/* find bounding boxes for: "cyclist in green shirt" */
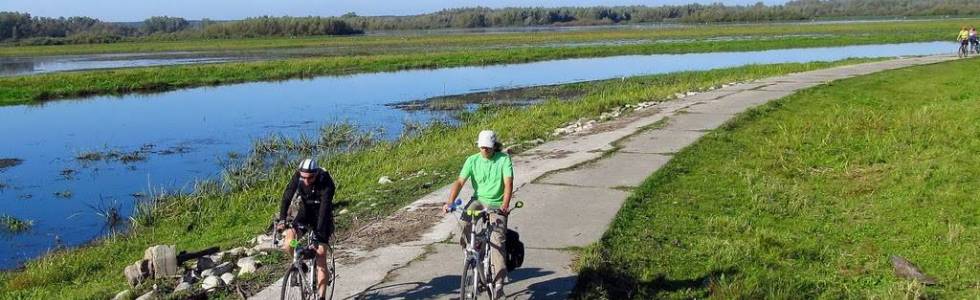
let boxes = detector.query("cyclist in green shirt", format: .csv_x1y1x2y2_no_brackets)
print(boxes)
443,129,514,299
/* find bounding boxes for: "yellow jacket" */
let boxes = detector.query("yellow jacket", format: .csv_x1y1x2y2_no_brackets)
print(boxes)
959,30,970,41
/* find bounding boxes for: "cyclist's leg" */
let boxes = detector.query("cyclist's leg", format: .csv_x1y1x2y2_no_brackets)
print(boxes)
282,228,297,252
489,211,508,298
315,243,330,297
460,198,482,248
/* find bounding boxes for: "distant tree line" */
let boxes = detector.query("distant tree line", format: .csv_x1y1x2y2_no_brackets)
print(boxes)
343,0,980,30
0,13,363,45
3,0,980,45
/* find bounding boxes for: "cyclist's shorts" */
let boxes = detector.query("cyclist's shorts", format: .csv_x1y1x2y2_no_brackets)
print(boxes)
962,40,970,45
291,204,334,241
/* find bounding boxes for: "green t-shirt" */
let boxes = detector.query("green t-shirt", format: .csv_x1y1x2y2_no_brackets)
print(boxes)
458,152,514,207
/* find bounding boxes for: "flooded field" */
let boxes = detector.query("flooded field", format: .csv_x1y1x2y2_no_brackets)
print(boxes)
0,41,956,269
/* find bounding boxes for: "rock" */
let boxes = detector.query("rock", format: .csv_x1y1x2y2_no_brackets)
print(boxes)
174,281,192,293
674,92,685,98
245,247,258,256
112,290,131,300
338,208,349,215
135,291,157,300
891,255,937,285
239,263,257,275
253,233,274,246
124,259,150,287
202,262,234,277
685,91,697,96
237,256,260,275
253,234,278,252
195,256,215,272
201,275,224,290
226,247,246,257
143,245,178,279
378,176,393,184
221,273,236,285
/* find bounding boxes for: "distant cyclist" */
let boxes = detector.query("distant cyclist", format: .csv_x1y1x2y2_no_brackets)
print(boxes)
277,158,336,300
958,26,970,57
970,26,978,54
443,130,514,299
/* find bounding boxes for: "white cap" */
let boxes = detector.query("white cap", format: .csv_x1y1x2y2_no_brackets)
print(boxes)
477,130,497,148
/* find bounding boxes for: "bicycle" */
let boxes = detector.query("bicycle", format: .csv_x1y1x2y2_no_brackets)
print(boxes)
274,223,336,300
959,40,970,58
450,199,523,300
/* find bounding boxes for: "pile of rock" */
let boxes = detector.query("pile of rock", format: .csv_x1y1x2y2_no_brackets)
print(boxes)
550,82,744,137
552,118,599,136
115,234,280,300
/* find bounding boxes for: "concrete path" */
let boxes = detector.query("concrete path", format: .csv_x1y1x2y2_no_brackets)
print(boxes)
251,55,955,300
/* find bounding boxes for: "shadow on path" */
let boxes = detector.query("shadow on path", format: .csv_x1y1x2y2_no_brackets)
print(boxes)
354,267,569,299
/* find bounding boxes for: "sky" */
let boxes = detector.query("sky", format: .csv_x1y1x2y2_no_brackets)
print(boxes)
2,0,788,22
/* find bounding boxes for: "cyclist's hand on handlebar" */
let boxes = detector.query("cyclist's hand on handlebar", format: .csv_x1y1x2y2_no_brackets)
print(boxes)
498,207,510,216
275,220,286,231
442,203,451,214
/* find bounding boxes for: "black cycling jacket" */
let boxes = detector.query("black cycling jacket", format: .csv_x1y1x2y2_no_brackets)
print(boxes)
279,169,335,239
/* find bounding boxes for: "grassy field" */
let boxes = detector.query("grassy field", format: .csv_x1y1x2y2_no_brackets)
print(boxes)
0,32,953,107
0,18,971,57
0,59,877,299
572,58,980,299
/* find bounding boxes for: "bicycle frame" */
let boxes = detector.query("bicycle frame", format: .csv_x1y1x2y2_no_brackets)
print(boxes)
276,224,336,300
462,210,496,299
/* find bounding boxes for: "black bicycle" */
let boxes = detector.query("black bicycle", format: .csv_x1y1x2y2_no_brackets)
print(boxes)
275,223,336,300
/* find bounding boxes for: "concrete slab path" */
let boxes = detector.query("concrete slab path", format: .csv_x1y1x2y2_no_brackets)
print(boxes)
251,55,955,300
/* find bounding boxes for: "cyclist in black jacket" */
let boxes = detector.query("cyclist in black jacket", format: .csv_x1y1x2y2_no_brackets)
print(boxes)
277,158,335,298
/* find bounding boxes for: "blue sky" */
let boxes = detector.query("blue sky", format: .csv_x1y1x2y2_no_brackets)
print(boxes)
2,0,787,22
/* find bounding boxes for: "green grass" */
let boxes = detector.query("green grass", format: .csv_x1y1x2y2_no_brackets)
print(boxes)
0,18,974,106
572,58,980,299
0,18,970,57
0,59,877,299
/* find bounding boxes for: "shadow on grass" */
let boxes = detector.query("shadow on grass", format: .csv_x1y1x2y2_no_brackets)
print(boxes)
571,265,738,299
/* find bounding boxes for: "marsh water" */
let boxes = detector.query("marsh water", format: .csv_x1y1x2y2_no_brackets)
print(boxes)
0,41,956,269
0,52,247,77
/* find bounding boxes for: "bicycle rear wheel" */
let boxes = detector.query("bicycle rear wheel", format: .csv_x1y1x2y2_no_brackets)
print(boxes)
281,265,310,300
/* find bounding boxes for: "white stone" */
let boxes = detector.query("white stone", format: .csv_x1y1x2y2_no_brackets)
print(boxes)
253,234,278,252
221,273,236,285
174,281,192,293
378,176,393,184
112,290,131,300
201,275,223,290
226,247,246,257
135,291,156,300
338,208,349,215
237,256,259,268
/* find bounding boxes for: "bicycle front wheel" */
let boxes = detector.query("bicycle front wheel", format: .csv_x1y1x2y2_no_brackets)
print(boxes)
281,265,310,300
460,259,480,300
326,253,337,300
